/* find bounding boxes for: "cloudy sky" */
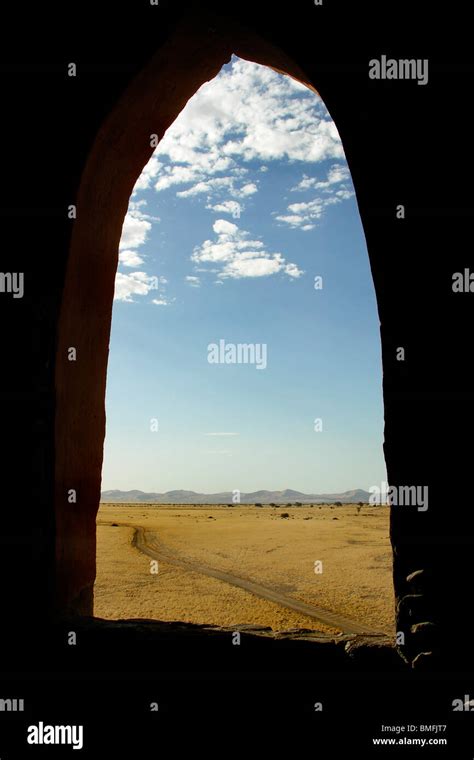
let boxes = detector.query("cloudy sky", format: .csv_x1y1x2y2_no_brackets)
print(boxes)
101,56,387,494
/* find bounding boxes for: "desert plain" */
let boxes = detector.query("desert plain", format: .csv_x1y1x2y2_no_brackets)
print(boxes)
95,503,394,636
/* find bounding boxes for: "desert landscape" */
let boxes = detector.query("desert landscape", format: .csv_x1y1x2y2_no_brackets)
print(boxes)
95,503,394,636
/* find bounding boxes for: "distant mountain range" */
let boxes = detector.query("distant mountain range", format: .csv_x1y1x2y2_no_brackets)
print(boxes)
100,488,371,504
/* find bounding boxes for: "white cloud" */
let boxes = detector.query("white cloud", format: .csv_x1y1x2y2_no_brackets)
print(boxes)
151,297,174,306
276,214,306,227
119,58,352,298
155,164,217,192
223,256,284,278
114,272,158,302
236,182,258,197
132,57,344,204
275,200,325,229
327,164,351,184
119,213,151,251
119,249,145,267
116,200,166,305
213,219,239,236
206,200,242,218
276,163,355,230
204,432,239,436
287,200,326,216
285,262,305,277
118,200,160,255
191,219,303,280
176,176,234,198
335,188,355,200
291,163,351,192
175,175,256,201
133,158,164,192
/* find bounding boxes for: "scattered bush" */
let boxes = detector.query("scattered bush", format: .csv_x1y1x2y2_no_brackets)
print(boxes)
280,512,290,519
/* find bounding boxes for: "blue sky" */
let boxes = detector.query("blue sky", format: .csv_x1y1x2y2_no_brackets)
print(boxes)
101,56,387,494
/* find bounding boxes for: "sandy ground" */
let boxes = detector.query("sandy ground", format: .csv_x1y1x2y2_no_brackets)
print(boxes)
95,504,394,635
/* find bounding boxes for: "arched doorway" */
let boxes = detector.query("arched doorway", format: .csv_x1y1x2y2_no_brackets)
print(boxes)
54,11,390,629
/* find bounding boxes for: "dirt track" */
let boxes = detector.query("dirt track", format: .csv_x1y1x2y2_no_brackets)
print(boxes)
130,524,387,636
